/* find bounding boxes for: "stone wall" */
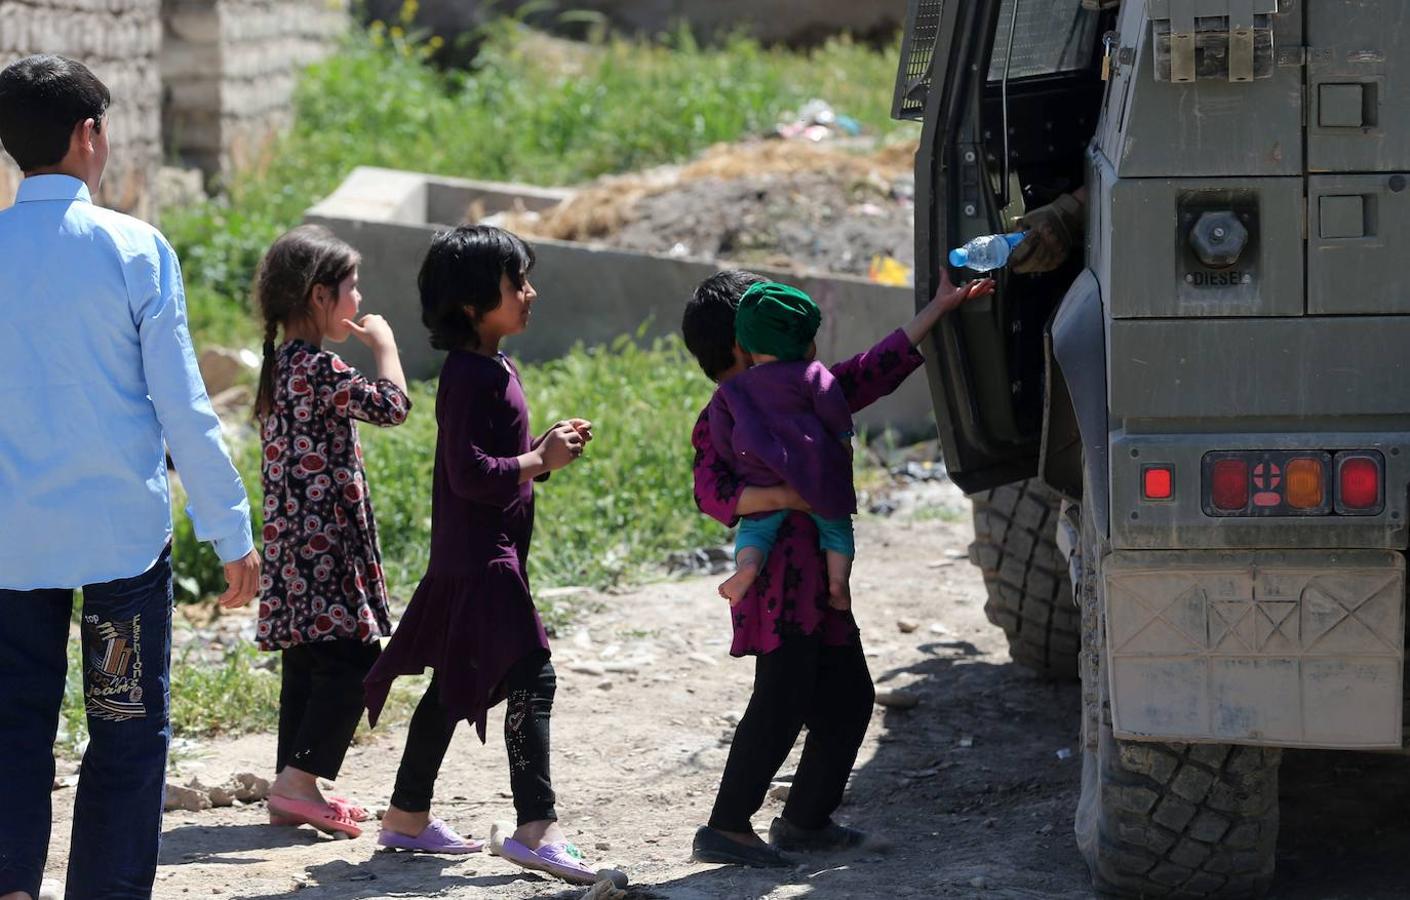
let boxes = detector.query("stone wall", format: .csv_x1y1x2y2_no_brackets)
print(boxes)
162,0,347,180
0,0,163,218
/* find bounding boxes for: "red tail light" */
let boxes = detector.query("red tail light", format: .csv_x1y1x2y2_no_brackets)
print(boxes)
1336,453,1384,514
1143,465,1174,500
1211,459,1249,511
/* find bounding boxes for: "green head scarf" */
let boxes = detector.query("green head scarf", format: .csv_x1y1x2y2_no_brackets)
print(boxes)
735,281,821,362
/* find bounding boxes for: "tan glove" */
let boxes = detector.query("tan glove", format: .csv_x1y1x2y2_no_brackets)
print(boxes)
1009,191,1086,275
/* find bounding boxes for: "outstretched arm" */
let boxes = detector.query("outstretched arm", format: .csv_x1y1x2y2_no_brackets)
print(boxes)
904,268,995,346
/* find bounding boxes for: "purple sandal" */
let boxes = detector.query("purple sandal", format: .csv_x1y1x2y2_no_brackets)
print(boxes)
495,836,601,885
377,818,485,854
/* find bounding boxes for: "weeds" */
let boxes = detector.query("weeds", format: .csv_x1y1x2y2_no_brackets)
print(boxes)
138,21,909,743
169,333,725,608
166,24,911,348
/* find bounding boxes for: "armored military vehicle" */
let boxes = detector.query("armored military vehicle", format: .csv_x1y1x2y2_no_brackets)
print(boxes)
895,0,1408,895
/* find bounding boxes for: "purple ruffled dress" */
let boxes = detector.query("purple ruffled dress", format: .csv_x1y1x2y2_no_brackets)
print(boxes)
364,350,550,740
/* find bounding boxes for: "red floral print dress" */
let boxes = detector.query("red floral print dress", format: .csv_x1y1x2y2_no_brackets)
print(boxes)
257,340,411,650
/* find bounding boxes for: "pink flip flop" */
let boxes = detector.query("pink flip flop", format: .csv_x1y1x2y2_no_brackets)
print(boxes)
270,795,369,826
377,818,485,854
495,837,600,885
266,795,362,838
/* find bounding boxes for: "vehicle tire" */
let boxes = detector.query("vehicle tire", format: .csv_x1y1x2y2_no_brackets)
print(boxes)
968,477,1080,679
1073,499,1280,898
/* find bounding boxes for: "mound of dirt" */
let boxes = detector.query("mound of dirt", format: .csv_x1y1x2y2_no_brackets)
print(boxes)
498,140,918,279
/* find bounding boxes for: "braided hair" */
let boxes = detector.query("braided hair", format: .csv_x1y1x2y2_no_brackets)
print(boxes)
252,225,360,419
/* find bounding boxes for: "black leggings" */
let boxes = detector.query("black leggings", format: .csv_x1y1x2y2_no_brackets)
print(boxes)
391,650,557,825
277,639,382,781
709,637,875,833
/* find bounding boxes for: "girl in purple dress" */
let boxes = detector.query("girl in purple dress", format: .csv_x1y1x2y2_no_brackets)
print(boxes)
364,226,606,884
253,225,411,839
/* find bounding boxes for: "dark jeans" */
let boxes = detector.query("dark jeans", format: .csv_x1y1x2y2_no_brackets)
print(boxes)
391,650,557,825
277,640,381,781
0,548,174,900
709,636,875,833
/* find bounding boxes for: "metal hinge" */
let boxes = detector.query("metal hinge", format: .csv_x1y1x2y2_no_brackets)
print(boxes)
1148,0,1279,83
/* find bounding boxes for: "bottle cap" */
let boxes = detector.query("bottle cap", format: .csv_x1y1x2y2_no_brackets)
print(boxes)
948,248,968,267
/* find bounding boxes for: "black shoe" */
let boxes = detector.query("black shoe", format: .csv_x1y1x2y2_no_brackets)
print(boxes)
692,826,795,867
767,817,871,853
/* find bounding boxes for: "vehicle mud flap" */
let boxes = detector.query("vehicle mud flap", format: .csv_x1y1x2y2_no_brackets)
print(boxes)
970,478,1080,680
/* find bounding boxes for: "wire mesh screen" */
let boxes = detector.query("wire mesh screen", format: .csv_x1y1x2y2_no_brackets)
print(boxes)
987,0,1100,82
892,0,947,121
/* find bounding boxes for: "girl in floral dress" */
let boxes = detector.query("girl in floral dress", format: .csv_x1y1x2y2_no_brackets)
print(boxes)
253,225,411,839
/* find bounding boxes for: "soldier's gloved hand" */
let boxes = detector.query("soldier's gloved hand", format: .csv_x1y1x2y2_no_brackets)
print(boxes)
1009,191,1086,275
1081,0,1121,9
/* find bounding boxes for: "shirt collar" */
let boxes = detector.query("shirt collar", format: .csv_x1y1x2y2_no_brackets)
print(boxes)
15,174,92,205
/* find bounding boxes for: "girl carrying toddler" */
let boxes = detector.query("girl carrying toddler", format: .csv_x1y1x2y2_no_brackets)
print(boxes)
684,268,993,866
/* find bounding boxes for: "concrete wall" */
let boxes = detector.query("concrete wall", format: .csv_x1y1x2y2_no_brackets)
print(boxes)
161,0,347,179
307,167,933,436
0,0,347,216
0,0,164,218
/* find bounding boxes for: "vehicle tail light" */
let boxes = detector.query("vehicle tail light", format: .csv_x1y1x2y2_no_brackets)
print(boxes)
1143,465,1174,500
1336,453,1384,514
1211,459,1249,511
1284,457,1326,509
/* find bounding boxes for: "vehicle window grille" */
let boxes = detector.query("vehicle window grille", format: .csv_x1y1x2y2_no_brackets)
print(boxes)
892,0,946,121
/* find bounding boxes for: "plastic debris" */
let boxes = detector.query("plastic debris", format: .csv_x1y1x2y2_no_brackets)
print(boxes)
775,98,864,143
868,254,913,286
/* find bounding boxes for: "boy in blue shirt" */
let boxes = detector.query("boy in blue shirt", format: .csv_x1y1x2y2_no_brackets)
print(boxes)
0,55,260,899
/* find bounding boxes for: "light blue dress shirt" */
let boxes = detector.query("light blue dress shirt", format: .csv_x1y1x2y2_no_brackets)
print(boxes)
0,175,254,590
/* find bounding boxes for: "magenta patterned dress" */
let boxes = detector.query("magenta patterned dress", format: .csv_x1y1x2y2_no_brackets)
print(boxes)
256,340,411,650
692,329,924,656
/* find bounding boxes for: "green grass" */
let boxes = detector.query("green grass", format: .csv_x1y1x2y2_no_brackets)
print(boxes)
64,334,720,747
164,17,908,606
138,20,909,742
170,333,726,610
60,640,281,750
59,636,430,751
166,23,912,348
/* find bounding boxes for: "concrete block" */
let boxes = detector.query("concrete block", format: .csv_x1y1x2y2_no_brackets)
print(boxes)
306,167,933,435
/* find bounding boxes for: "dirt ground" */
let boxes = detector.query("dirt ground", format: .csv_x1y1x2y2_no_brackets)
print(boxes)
38,480,1410,899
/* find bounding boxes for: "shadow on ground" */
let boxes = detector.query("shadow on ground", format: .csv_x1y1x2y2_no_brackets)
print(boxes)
649,642,1091,898
1271,749,1410,899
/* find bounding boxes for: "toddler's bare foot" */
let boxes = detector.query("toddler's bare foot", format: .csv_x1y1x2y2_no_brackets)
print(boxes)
719,562,760,606
828,578,852,611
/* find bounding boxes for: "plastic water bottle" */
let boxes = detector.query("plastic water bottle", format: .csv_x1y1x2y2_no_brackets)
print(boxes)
948,232,1026,271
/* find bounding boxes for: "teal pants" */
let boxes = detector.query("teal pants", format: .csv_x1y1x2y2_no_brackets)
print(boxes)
736,510,855,562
